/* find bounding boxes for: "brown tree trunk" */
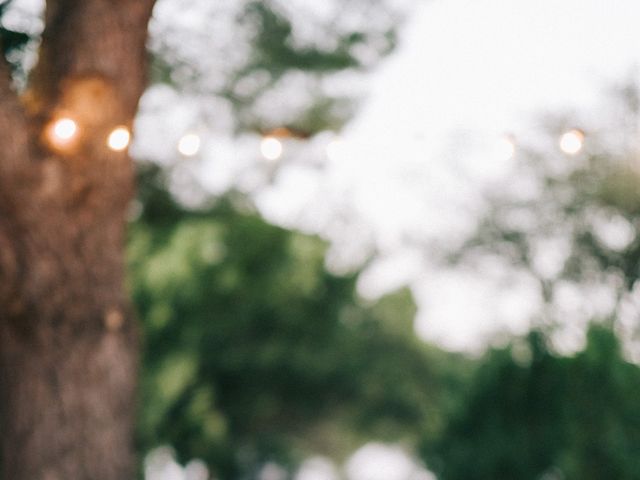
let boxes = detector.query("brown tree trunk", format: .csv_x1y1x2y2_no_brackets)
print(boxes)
0,1,156,478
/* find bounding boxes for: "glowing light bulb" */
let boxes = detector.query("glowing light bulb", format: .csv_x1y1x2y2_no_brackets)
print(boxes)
260,136,283,161
44,116,79,152
559,129,584,155
178,133,201,156
107,126,131,151
53,118,78,141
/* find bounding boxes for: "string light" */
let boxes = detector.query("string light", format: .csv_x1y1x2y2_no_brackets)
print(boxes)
178,133,201,156
559,129,584,155
107,126,131,152
53,118,77,141
45,117,79,151
260,136,283,161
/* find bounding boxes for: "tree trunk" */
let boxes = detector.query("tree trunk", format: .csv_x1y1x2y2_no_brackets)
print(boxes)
0,1,156,478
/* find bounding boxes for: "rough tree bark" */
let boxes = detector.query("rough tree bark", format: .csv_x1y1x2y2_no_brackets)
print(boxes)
0,1,156,478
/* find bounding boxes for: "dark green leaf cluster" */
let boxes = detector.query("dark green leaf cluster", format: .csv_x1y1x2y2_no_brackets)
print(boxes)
422,326,640,480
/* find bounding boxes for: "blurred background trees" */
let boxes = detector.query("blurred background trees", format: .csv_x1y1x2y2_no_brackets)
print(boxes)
419,84,640,480
131,85,640,480
128,1,640,476
5,1,640,479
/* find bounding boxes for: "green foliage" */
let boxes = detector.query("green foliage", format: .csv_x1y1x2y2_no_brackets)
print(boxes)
597,166,640,217
241,2,360,75
226,0,398,134
423,326,640,480
130,167,466,478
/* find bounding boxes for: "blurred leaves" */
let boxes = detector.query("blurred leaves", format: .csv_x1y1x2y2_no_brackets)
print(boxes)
130,166,469,478
241,1,360,74
147,0,404,135
422,326,640,480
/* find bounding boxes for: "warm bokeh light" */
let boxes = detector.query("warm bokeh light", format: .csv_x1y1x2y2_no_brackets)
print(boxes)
178,133,201,156
260,136,283,161
107,126,131,152
559,129,584,155
52,117,78,141
45,117,79,152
